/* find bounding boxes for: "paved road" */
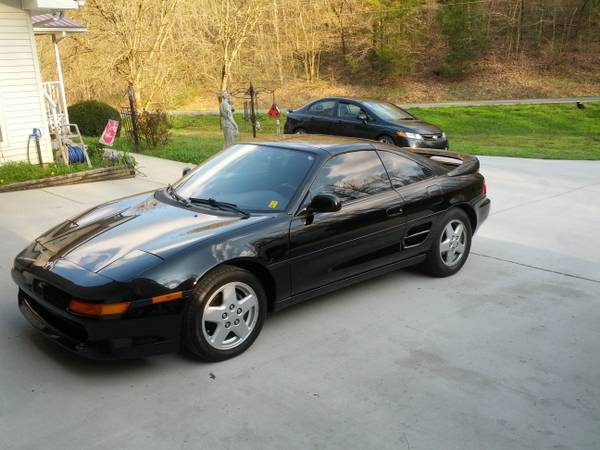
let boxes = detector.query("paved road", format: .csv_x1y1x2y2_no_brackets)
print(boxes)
400,96,600,108
0,153,599,450
170,96,600,115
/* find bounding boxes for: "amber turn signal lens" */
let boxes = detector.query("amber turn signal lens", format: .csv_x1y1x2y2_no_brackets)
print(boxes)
68,299,130,317
152,291,183,304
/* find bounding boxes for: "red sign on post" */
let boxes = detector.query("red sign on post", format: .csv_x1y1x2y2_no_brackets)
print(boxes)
268,104,280,119
99,119,120,146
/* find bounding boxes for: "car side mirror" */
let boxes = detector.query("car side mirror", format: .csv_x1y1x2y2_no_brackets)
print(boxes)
309,194,342,213
357,111,368,122
182,167,192,177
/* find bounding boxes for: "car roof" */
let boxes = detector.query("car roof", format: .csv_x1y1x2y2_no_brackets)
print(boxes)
305,96,392,105
242,135,380,156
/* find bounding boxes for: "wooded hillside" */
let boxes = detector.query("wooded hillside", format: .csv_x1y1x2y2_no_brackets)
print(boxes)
37,0,600,110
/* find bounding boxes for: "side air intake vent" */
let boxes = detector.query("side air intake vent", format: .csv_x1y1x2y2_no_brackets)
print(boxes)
403,222,432,249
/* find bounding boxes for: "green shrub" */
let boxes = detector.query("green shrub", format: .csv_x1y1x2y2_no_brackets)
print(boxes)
68,100,121,136
138,110,171,149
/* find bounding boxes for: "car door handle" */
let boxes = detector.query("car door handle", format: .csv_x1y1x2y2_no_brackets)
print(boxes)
386,205,403,217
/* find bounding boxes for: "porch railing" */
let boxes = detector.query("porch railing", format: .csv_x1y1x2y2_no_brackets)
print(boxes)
42,81,66,133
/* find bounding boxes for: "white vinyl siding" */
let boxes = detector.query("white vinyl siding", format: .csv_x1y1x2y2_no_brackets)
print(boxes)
0,0,52,164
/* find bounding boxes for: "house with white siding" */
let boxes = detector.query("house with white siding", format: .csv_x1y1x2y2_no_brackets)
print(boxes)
0,0,84,165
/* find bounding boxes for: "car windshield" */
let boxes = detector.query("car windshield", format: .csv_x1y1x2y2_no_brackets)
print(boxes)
363,101,415,121
174,144,316,212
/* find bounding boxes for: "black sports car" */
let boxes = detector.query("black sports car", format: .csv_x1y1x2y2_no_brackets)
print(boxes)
284,97,449,149
13,136,489,361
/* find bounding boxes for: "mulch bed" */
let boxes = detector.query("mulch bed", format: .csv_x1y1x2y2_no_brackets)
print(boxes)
0,166,135,193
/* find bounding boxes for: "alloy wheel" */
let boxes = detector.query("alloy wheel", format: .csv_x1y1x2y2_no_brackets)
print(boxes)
378,136,394,144
202,282,259,350
439,219,467,267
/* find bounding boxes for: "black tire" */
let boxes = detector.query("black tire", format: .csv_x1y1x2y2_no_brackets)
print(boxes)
182,265,267,362
422,208,472,277
377,134,395,145
295,127,308,134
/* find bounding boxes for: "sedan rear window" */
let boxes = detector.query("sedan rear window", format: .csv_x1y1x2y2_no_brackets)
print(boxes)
307,100,336,117
175,145,316,212
378,151,432,188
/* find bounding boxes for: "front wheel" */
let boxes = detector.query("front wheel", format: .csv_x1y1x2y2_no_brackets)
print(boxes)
295,127,308,134
183,265,267,361
422,208,472,277
377,135,395,145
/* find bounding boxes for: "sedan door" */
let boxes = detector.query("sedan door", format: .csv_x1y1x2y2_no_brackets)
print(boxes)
289,150,406,295
332,101,373,139
303,100,338,134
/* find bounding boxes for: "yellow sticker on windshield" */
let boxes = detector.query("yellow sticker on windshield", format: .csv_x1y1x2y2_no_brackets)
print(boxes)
268,200,279,209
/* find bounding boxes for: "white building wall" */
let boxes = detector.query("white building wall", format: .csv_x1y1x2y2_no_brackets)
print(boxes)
0,0,53,164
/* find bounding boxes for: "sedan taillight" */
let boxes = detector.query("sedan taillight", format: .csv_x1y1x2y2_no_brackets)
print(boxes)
482,181,487,195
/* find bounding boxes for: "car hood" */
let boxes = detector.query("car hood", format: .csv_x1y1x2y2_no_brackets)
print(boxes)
387,120,443,134
35,191,268,275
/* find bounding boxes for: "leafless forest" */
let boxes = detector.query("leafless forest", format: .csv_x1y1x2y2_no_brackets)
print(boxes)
37,0,600,110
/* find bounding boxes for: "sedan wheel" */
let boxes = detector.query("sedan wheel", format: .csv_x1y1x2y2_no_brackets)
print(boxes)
202,281,259,351
422,208,472,277
183,265,267,361
378,135,395,145
295,128,307,134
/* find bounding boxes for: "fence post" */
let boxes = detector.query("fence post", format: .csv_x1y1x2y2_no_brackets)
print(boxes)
127,82,140,151
248,82,257,138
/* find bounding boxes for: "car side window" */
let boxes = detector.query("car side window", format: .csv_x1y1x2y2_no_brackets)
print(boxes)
378,150,432,188
337,102,363,120
309,151,392,204
307,100,336,117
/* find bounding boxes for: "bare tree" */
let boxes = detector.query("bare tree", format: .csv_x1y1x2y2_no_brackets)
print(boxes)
85,0,181,109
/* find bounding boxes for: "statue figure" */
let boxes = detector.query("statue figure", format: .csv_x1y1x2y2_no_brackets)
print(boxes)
220,91,239,148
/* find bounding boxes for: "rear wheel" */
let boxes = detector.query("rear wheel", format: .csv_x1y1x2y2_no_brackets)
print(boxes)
422,208,472,277
183,265,267,361
377,135,395,145
295,127,307,134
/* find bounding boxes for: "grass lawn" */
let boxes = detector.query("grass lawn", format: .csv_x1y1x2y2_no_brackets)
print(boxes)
102,103,600,165
411,103,600,160
0,154,117,186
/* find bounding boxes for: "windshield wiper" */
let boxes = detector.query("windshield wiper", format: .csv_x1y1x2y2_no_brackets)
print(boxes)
166,184,190,207
188,197,250,218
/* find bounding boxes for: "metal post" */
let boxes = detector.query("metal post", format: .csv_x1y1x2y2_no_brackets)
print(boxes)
127,82,140,151
249,82,257,138
52,33,69,126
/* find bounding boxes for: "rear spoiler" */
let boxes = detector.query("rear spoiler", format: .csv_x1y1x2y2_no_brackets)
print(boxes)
406,148,480,177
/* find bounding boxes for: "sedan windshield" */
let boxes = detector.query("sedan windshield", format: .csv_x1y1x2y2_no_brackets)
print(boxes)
363,101,415,121
174,144,316,212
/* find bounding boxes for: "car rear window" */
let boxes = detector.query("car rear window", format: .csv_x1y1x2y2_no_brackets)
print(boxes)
307,100,336,117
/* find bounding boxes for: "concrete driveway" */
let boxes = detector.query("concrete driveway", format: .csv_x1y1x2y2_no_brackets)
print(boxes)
0,154,599,450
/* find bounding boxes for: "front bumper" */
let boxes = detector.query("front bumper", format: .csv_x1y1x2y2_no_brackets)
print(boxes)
13,265,185,359
404,137,449,150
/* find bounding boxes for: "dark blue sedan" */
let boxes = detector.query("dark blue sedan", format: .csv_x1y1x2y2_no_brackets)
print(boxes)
284,97,448,149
